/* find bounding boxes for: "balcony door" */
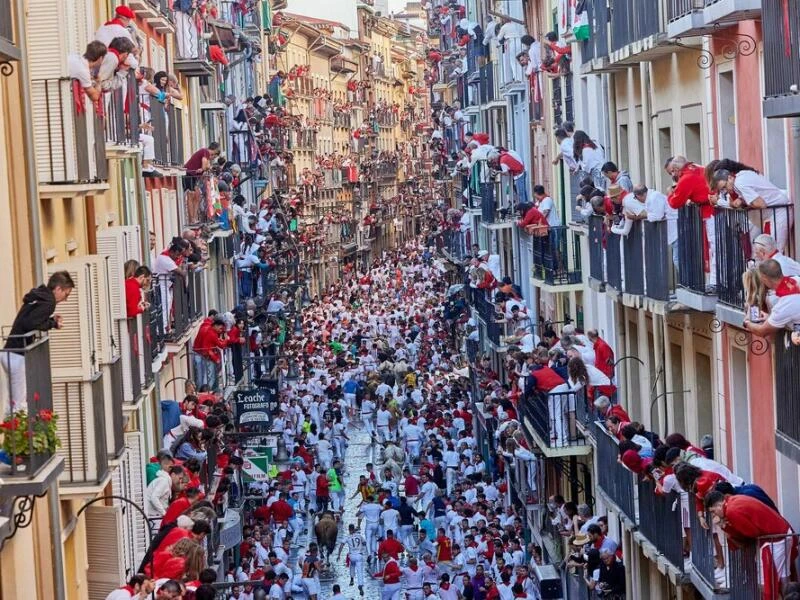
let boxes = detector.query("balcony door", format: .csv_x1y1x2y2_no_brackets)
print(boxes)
728,346,752,482
717,69,737,159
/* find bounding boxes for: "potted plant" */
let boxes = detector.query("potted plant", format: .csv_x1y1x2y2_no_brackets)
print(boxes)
0,409,61,475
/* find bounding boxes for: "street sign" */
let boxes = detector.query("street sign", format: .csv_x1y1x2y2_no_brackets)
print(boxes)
241,453,273,483
233,382,279,427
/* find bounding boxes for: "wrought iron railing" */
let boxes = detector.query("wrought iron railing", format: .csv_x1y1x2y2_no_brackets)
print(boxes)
677,204,711,295
763,0,800,100
611,0,664,52
531,226,582,285
593,421,636,521
105,71,140,147
0,333,54,477
714,204,793,311
668,0,704,21
519,389,588,450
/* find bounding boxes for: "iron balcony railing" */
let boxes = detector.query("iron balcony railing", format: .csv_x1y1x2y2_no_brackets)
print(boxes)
611,0,664,52
763,0,800,101
150,99,184,166
668,0,704,21
774,331,800,449
0,333,54,477
104,71,141,147
441,229,470,262
531,226,582,286
479,62,498,104
289,129,316,150
593,421,636,521
471,163,515,224
322,168,342,189
582,0,610,62
677,204,711,295
637,480,686,573
153,271,203,342
519,389,589,451
714,204,793,311
126,317,142,401
32,78,107,184
588,214,605,282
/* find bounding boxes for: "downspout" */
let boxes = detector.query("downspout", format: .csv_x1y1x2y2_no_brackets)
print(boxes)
15,0,43,283
792,119,800,256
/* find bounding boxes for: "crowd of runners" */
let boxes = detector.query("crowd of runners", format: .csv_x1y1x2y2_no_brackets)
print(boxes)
225,241,542,600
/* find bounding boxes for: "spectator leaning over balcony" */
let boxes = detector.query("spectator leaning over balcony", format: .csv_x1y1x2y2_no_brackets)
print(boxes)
601,161,633,192
744,259,800,337
573,131,607,190
705,490,797,600
516,202,548,236
667,156,716,290
125,265,151,318
94,5,139,70
153,241,186,331
487,148,528,204
2,271,74,413
145,465,187,528
593,396,630,423
712,165,792,253
193,317,227,390
97,36,137,90
753,233,800,277
609,184,646,236
67,41,107,102
553,127,578,171
635,183,679,273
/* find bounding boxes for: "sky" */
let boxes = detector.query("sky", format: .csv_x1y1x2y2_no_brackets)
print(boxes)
389,0,409,12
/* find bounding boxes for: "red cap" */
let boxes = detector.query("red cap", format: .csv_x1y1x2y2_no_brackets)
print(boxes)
115,5,136,19
473,132,490,145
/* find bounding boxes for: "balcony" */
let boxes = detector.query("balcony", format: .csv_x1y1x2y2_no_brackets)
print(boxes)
0,334,64,495
331,56,358,74
774,333,800,457
675,204,718,311
104,71,140,150
145,289,166,369
289,129,316,151
440,228,471,263
589,218,676,308
150,100,185,167
473,166,515,226
333,112,352,129
518,389,591,457
531,226,582,289
155,271,203,344
636,481,688,581
174,23,215,77
763,0,800,118
593,422,636,522
376,162,397,181
32,78,107,185
702,0,761,27
581,0,610,62
667,0,707,38
607,0,670,65
714,204,793,324
478,62,500,106
473,290,511,349
121,318,143,407
0,0,21,63
53,377,109,487
323,168,342,189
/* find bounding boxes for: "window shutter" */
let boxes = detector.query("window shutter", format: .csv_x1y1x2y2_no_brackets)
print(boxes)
110,450,135,577
85,505,125,600
53,379,107,484
125,432,148,565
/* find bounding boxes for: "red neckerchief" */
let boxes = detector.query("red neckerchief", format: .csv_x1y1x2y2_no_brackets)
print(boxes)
121,586,135,596
776,277,800,297
440,583,450,590
104,17,126,26
107,47,121,62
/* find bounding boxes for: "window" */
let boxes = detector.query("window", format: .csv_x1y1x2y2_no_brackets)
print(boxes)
729,346,752,481
658,126,672,192
718,70,737,158
684,123,701,165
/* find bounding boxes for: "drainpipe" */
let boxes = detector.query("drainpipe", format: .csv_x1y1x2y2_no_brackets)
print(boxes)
48,481,66,600
15,0,43,283
792,118,800,256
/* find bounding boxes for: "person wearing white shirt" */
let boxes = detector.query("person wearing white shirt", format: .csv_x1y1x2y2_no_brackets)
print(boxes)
610,188,648,236
717,168,792,252
358,500,383,556
375,405,393,442
753,234,800,277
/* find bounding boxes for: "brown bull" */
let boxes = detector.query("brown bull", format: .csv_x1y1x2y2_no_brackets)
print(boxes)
314,511,339,565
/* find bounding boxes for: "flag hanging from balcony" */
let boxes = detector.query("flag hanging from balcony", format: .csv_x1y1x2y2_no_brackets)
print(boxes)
572,0,589,41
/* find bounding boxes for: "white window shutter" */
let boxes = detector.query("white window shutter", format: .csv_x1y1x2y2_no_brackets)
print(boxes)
125,431,148,566
85,505,126,600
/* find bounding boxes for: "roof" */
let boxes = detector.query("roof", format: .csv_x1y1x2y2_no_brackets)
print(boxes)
281,12,351,33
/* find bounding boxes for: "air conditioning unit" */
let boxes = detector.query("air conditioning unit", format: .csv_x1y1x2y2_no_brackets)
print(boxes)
48,256,118,381
96,225,143,320
53,377,108,485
